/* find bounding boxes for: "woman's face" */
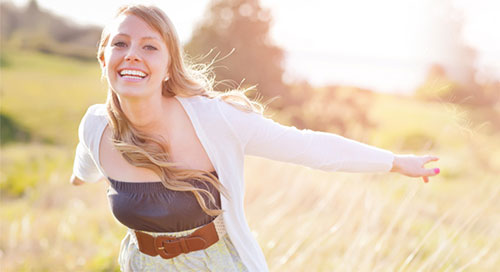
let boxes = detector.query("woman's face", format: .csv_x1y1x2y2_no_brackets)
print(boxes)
102,14,170,99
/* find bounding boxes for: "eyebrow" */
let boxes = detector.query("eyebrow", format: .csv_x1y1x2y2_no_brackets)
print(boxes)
115,33,162,41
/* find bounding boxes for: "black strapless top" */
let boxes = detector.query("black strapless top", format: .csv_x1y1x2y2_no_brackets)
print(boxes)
106,171,221,232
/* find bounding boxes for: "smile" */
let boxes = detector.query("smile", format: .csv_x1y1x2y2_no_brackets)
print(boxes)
118,69,148,81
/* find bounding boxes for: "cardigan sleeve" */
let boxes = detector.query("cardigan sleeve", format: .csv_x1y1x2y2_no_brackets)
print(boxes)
218,99,394,173
72,107,105,183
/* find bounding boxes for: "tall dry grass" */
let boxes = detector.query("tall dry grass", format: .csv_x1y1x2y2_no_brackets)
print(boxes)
1,152,498,271
244,156,499,271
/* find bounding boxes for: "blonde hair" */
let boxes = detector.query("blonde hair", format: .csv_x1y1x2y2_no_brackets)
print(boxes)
97,4,266,216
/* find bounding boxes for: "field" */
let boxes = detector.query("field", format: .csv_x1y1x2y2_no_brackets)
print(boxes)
1,50,499,271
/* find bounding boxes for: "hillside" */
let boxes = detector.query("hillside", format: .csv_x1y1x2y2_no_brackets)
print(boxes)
1,1,102,60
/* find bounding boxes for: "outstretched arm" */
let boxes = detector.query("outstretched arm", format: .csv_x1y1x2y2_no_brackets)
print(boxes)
390,154,440,183
219,100,393,173
218,99,441,181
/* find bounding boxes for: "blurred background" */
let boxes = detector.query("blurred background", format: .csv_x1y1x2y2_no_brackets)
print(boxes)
1,0,499,271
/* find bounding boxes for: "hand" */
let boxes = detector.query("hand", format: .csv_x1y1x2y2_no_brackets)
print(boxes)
69,174,85,186
390,154,440,183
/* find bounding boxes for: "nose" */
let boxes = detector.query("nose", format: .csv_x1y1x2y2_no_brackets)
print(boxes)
124,47,141,62
125,54,140,62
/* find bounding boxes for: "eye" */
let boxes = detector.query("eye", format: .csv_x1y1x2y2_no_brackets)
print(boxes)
144,45,158,51
113,41,127,47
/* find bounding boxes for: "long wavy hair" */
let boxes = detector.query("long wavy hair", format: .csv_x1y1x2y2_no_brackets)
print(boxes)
97,4,266,216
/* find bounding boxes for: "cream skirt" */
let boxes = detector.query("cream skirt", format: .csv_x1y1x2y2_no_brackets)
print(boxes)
117,218,248,272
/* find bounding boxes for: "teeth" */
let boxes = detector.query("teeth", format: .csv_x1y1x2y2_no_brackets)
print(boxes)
120,69,147,77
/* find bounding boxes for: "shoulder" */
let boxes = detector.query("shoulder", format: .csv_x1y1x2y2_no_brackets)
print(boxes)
175,94,227,114
175,94,241,105
175,94,219,105
86,104,107,116
78,104,108,145
80,104,107,129
175,94,260,124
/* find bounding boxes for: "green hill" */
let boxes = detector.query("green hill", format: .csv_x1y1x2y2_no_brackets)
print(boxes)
1,49,106,147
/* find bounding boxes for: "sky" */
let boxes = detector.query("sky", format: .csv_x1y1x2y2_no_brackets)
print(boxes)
4,0,500,94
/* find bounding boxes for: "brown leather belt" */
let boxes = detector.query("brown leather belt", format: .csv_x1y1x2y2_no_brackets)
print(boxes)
134,222,219,260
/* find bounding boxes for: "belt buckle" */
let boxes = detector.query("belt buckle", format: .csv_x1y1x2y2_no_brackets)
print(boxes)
154,235,183,259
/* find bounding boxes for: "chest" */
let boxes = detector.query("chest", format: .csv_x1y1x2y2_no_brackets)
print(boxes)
99,107,215,182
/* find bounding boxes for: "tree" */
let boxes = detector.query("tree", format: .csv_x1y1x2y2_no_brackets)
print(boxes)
415,0,499,107
1,0,101,60
287,85,377,141
185,0,289,108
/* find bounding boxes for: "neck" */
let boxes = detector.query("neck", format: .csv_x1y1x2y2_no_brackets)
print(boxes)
118,92,168,133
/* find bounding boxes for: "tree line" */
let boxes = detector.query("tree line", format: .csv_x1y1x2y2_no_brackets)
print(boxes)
3,0,496,139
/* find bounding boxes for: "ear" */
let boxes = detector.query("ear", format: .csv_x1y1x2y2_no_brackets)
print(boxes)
98,52,106,68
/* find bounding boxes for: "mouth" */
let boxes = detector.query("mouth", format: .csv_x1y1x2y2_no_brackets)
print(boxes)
118,69,148,81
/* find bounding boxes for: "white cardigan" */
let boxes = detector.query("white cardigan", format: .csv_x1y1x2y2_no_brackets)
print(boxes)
72,95,395,272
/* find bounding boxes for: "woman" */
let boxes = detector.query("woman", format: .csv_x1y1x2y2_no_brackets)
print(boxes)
70,4,440,272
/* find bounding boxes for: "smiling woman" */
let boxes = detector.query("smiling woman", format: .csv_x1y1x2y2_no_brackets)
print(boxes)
71,4,440,272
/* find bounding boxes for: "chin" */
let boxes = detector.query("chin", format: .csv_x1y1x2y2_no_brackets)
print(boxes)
111,86,147,98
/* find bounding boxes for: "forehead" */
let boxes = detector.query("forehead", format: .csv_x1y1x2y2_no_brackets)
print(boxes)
107,14,163,40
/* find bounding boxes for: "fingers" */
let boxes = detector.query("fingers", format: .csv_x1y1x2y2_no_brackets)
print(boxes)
422,167,440,184
423,155,439,164
424,167,440,176
421,170,436,183
421,155,440,184
396,154,440,183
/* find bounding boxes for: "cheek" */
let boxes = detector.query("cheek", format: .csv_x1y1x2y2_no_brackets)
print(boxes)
150,58,169,78
102,52,119,84
104,47,119,65
160,54,171,75
104,50,119,76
